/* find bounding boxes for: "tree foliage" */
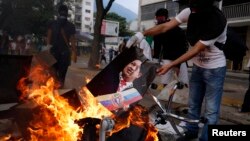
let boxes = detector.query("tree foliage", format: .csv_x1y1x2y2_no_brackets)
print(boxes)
0,0,74,36
0,0,54,36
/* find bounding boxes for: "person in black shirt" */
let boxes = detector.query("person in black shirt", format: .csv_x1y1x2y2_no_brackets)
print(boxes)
152,8,189,86
46,4,77,87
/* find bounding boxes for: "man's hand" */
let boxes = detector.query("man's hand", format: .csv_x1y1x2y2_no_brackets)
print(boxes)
157,64,172,75
126,32,144,48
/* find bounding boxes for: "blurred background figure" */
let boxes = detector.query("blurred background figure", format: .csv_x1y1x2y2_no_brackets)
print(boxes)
99,43,107,64
16,35,25,55
0,27,10,54
118,39,127,54
109,46,114,63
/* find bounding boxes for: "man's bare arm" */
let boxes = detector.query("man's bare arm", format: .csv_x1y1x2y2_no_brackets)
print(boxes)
143,18,181,36
157,41,207,75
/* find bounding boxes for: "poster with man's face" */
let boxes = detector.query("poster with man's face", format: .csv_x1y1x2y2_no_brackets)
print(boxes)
86,47,158,111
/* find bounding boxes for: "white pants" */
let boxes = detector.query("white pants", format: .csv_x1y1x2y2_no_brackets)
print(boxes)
153,59,189,85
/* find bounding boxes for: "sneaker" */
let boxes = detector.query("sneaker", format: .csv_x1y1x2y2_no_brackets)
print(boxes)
176,132,198,141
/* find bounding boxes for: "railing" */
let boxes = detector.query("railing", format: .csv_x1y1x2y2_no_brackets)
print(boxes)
222,2,250,19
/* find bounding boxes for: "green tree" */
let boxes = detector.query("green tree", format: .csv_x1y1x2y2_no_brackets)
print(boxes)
0,0,74,36
88,0,115,69
0,0,54,36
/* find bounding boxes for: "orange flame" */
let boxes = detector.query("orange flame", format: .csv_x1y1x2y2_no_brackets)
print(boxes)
110,105,158,141
16,65,112,140
16,65,158,141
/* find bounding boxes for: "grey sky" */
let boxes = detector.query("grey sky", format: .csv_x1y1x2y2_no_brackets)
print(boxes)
115,0,139,14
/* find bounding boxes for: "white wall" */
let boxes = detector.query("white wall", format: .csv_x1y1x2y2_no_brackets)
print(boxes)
141,0,166,6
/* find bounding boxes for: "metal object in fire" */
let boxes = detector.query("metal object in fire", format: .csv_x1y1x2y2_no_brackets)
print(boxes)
99,117,115,141
150,82,206,136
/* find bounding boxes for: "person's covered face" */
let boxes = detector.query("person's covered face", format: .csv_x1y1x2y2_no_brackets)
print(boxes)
122,59,142,82
155,16,168,25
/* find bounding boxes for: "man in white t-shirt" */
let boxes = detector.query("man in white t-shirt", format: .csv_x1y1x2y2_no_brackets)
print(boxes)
126,0,227,141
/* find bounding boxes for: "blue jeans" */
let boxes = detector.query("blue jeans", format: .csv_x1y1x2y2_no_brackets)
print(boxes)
186,65,226,141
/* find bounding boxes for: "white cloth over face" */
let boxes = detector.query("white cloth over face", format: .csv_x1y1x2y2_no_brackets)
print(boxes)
139,39,152,61
126,32,144,48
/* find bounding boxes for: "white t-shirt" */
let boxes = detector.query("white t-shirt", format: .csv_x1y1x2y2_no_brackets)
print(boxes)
175,8,227,69
139,39,152,61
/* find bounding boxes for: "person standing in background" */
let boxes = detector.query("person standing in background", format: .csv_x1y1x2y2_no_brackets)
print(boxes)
152,8,189,87
46,4,77,87
109,47,114,63
0,28,10,54
100,43,107,64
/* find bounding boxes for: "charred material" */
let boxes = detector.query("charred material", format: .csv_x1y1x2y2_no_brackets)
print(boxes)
0,55,32,104
76,117,101,141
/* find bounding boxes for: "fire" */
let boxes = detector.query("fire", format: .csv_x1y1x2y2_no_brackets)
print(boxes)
15,65,158,141
17,65,112,141
110,105,159,141
0,134,11,141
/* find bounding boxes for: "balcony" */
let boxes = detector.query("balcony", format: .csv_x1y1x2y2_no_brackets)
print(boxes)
222,2,250,26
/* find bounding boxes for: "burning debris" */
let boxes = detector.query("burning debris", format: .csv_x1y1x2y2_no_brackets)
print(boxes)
0,46,161,141
2,64,159,141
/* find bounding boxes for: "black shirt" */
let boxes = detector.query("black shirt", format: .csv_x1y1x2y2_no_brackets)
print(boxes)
153,25,188,60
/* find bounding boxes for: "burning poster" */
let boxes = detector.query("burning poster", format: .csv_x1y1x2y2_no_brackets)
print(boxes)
86,47,158,112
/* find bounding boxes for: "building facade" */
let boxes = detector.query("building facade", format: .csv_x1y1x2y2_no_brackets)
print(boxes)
74,0,94,33
138,0,250,70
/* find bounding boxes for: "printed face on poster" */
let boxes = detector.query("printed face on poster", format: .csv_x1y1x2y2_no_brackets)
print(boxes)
86,47,158,111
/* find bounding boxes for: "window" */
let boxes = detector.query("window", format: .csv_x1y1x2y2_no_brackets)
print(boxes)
86,1,91,6
75,7,82,14
75,23,81,30
76,0,82,3
85,25,90,28
85,9,91,13
85,17,90,21
75,15,82,22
